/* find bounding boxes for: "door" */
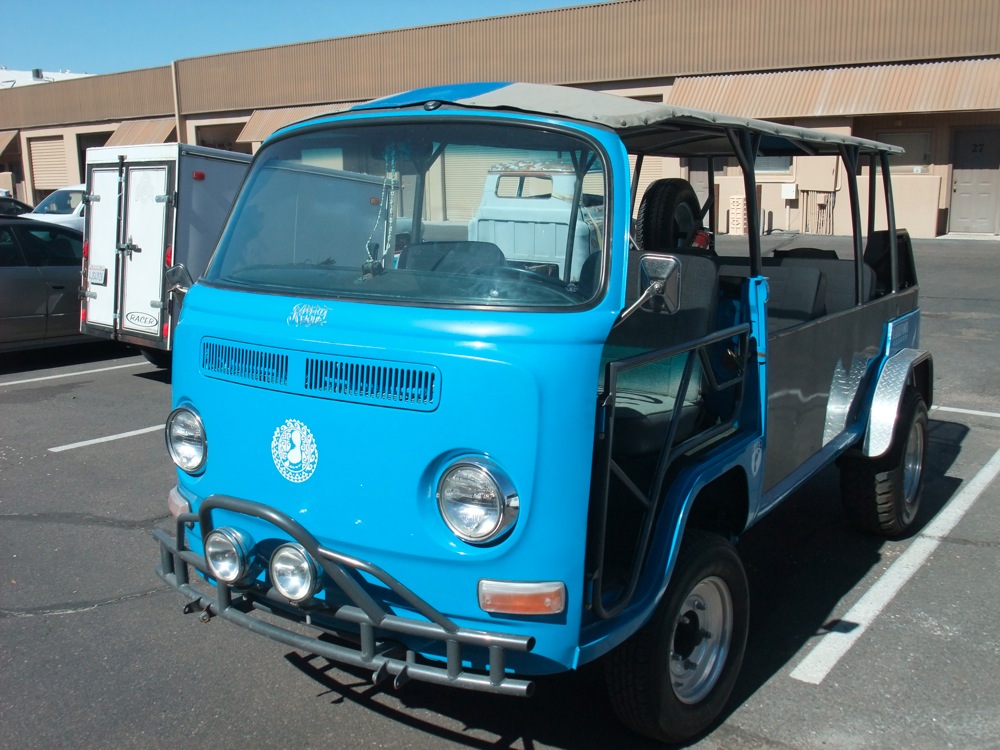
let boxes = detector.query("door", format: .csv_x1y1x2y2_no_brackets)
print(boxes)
83,162,172,339
84,166,121,330
12,223,84,339
951,129,1000,234
0,225,46,344
119,165,171,337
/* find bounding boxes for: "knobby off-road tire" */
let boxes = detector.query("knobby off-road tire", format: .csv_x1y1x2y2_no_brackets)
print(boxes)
636,178,702,251
605,529,749,744
840,386,928,537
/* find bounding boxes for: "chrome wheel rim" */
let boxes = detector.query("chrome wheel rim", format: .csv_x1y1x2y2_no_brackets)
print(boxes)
902,417,925,509
669,576,733,704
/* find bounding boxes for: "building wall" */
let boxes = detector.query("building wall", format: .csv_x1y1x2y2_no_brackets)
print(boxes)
1,0,998,232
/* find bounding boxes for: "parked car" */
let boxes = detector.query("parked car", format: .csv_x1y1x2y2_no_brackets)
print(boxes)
0,196,34,216
0,218,88,352
23,184,86,232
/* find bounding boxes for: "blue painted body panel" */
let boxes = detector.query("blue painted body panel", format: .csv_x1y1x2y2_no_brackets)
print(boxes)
172,112,636,672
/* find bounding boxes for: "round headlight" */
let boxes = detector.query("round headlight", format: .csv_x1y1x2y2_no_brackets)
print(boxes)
270,543,318,602
165,407,207,474
437,461,519,544
204,527,252,584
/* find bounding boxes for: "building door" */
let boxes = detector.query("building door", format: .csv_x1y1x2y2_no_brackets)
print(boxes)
951,129,1000,234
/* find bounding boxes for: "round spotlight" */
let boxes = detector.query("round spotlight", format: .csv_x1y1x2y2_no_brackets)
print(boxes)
270,543,318,602
204,527,253,584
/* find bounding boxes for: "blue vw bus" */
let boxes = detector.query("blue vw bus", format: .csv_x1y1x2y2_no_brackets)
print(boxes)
156,83,931,743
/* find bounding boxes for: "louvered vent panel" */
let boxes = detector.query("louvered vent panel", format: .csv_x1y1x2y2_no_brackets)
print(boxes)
304,356,440,411
202,339,289,386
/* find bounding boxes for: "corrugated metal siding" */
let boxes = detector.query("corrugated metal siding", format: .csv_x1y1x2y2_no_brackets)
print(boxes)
3,0,1000,128
171,0,1000,115
0,130,18,155
236,104,357,143
0,67,174,130
667,58,1000,119
28,137,67,189
104,118,176,147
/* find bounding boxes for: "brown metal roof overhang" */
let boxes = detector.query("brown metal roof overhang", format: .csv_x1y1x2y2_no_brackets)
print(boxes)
0,129,19,155
667,58,1000,119
104,117,176,147
237,104,359,143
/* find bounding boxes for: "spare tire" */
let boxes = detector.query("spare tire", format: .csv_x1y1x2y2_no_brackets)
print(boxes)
636,178,702,250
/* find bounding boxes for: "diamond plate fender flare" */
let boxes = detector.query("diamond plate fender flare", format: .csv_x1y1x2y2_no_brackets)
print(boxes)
863,348,933,458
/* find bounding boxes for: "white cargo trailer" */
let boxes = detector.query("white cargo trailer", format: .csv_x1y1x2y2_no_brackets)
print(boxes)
80,143,250,366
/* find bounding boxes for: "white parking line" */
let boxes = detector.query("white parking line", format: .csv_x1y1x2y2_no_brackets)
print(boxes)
49,424,165,453
791,446,1000,685
0,362,149,388
932,405,1000,420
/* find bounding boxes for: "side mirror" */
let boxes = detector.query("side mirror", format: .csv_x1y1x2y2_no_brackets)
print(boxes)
614,254,681,328
638,254,681,314
165,263,194,295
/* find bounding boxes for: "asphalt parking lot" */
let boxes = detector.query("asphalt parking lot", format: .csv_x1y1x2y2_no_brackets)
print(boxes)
1,238,999,749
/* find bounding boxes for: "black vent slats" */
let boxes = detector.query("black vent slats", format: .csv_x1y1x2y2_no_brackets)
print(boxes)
305,356,439,411
202,340,289,385
200,338,440,411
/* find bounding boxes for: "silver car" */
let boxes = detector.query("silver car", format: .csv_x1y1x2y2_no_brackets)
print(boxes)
0,218,87,351
22,184,86,233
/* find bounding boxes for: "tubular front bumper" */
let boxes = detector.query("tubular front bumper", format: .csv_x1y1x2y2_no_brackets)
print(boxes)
154,494,536,696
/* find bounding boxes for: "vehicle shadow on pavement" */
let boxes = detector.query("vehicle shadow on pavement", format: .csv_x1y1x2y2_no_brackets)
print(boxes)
285,649,663,749
727,417,966,716
0,341,134,376
134,367,172,385
282,418,967,749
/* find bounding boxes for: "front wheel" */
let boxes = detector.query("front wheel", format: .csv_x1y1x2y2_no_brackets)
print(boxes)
605,529,749,744
840,386,927,537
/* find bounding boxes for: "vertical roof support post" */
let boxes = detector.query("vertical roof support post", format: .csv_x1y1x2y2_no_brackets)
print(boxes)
630,153,644,218
707,157,717,251
838,144,864,305
564,150,596,283
867,153,878,241
880,151,899,292
725,128,762,276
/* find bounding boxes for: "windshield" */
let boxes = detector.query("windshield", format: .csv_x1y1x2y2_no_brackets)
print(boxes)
35,188,84,215
206,120,607,308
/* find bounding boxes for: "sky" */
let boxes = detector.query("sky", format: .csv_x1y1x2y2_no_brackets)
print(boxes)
3,0,602,76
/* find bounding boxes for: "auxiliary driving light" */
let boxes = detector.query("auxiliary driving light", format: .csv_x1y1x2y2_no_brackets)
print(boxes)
269,543,318,602
204,528,253,584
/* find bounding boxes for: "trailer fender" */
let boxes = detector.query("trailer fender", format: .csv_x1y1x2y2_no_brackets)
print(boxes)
864,348,933,458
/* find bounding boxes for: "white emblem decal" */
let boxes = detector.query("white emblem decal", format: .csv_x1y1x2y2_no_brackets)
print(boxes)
271,419,318,483
287,303,330,327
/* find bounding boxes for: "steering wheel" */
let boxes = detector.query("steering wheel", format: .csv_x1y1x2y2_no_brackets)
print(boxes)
468,265,579,302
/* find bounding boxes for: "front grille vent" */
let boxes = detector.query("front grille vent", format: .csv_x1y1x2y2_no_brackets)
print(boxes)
304,356,440,411
202,340,289,386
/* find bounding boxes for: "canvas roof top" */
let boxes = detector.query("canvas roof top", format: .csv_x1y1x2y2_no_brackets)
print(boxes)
334,82,903,158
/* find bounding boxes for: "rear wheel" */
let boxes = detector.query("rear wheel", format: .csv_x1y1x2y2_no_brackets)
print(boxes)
605,529,749,744
140,347,172,369
840,386,927,537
